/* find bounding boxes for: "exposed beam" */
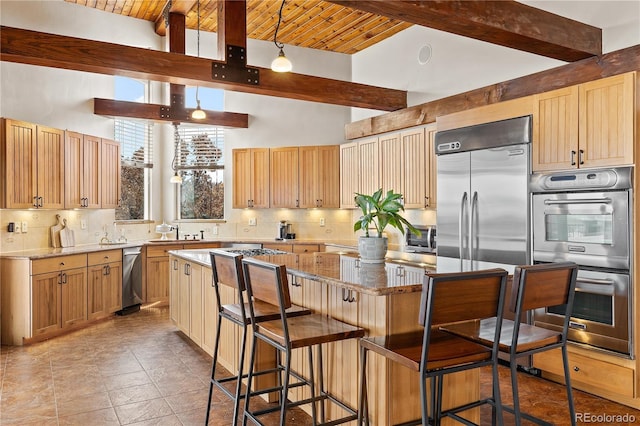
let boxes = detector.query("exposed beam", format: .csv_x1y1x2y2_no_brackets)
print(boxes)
94,98,249,128
1,26,406,111
328,0,602,62
345,45,640,139
155,0,198,36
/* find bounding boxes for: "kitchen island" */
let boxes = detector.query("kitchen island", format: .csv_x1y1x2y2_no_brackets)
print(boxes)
169,248,479,425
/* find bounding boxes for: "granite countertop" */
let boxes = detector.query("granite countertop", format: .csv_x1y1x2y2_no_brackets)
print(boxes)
170,248,437,296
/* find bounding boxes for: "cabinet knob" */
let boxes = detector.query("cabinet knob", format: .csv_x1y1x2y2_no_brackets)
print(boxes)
573,366,580,372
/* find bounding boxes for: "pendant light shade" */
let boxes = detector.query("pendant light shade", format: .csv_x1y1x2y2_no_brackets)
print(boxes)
271,48,292,73
271,0,291,73
170,172,183,184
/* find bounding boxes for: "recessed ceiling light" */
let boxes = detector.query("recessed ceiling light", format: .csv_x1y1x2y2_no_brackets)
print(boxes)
418,44,432,65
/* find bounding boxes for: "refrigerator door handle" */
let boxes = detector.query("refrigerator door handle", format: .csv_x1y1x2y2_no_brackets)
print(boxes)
470,191,478,265
459,191,468,269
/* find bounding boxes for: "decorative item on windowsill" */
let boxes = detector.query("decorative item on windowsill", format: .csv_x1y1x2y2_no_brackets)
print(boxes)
354,188,421,263
271,0,292,73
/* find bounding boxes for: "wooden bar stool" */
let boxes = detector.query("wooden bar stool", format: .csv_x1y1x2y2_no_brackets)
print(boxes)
358,268,508,426
205,250,311,425
241,257,366,426
443,262,578,425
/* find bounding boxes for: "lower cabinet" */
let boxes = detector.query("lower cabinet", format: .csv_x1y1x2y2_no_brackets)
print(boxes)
87,250,122,320
146,244,184,304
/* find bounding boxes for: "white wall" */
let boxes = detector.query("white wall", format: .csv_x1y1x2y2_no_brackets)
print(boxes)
350,0,640,121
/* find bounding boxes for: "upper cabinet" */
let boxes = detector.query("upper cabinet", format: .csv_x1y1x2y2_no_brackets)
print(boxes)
1,118,65,209
65,132,101,208
101,138,121,209
299,145,340,208
342,125,437,209
270,147,300,208
232,148,270,208
533,72,635,171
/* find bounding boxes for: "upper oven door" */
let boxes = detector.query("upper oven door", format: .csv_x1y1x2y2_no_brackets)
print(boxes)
532,191,631,269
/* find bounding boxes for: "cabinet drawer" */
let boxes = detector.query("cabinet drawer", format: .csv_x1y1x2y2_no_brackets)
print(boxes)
292,244,320,253
147,244,184,258
88,250,122,266
263,243,293,252
32,254,87,275
534,349,634,397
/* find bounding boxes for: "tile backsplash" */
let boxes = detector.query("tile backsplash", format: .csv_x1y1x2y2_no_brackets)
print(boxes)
0,207,435,253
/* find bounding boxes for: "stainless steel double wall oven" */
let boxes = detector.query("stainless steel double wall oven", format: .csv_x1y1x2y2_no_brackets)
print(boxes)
531,167,633,357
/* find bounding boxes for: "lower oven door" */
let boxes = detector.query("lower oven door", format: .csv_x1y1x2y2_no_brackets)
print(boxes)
533,268,631,357
532,190,631,269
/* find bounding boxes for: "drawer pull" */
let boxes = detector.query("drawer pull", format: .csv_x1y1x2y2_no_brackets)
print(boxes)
573,366,580,372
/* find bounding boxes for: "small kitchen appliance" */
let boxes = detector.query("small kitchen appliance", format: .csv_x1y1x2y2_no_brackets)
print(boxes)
404,225,436,253
277,221,293,240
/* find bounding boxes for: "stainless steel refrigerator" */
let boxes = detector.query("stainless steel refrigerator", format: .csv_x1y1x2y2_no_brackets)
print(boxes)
435,115,532,274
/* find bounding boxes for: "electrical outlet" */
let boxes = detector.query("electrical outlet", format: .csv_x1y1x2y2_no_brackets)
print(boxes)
319,218,325,227
81,220,87,230
14,222,21,233
21,221,28,233
212,225,219,235
248,218,257,226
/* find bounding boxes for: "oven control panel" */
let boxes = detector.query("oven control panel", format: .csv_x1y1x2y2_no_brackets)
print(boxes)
530,167,632,192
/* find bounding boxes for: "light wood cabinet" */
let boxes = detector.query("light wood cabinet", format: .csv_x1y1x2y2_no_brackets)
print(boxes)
340,141,359,208
101,138,121,208
146,244,184,305
358,137,380,197
31,254,87,337
173,258,204,345
87,250,122,320
65,131,101,208
299,145,340,208
0,118,65,209
232,148,270,208
533,72,635,171
270,147,299,208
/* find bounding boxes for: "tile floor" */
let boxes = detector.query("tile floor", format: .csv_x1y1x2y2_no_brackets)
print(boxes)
0,306,638,425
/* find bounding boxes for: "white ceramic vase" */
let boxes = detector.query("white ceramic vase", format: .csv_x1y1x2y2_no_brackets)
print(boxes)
358,236,388,264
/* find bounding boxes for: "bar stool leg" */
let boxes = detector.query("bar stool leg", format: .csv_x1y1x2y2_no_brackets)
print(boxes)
206,313,223,424
232,323,248,426
358,345,369,426
242,334,258,426
280,348,293,425
510,355,522,425
491,358,503,425
562,346,577,426
317,345,326,423
308,346,318,424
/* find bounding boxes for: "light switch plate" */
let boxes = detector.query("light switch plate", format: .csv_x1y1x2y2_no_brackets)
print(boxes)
14,222,21,233
248,218,257,226
81,220,87,230
21,221,28,233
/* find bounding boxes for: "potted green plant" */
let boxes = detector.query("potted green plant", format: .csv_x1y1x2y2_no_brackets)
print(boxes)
354,188,421,263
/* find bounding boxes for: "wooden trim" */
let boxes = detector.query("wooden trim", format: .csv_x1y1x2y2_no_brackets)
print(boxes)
1,25,406,112
329,0,601,62
345,44,640,139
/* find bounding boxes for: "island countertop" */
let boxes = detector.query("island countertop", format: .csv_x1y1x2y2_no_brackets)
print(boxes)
169,248,437,296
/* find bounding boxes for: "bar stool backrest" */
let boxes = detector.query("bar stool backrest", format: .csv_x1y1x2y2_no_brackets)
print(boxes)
419,268,508,327
241,257,292,319
210,250,246,315
510,262,578,315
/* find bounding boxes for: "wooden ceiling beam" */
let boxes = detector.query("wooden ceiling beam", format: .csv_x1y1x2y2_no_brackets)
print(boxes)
154,0,198,36
344,45,640,139
328,0,602,62
93,98,249,128
0,26,407,111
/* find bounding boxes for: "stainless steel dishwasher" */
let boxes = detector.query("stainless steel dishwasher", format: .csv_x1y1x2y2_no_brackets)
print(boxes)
118,245,143,315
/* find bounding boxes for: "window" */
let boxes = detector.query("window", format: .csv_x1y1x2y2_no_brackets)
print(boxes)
113,76,152,220
174,125,225,220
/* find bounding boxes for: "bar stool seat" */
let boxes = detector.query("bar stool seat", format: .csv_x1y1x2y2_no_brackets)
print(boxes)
205,250,311,426
241,257,366,426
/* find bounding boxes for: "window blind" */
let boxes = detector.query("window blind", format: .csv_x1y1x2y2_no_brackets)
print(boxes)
115,119,153,168
174,125,224,170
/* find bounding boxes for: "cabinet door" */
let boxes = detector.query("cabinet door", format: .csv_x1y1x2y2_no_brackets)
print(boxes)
426,125,437,208
232,148,252,208
147,257,171,304
251,148,270,208
379,133,402,196
270,147,299,208
105,262,122,314
298,146,318,208
201,265,218,356
232,148,270,208
36,125,65,209
82,135,102,208
189,263,203,346
533,86,579,171
169,256,181,324
177,259,191,334
101,138,121,208
60,267,87,329
87,264,106,320
2,119,38,208
64,131,84,208
401,129,428,209
32,271,61,336
317,145,340,208
340,142,359,208
579,73,635,168
358,138,380,197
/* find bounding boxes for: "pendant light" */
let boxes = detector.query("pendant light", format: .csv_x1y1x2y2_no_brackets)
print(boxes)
170,124,183,184
271,0,292,73
191,0,206,120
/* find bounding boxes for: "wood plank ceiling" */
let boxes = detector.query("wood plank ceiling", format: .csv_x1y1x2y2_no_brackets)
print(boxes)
64,0,413,54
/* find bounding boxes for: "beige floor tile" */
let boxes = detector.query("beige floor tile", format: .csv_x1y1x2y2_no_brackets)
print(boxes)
165,387,211,414
127,414,184,426
56,390,113,417
58,407,120,425
103,370,153,391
